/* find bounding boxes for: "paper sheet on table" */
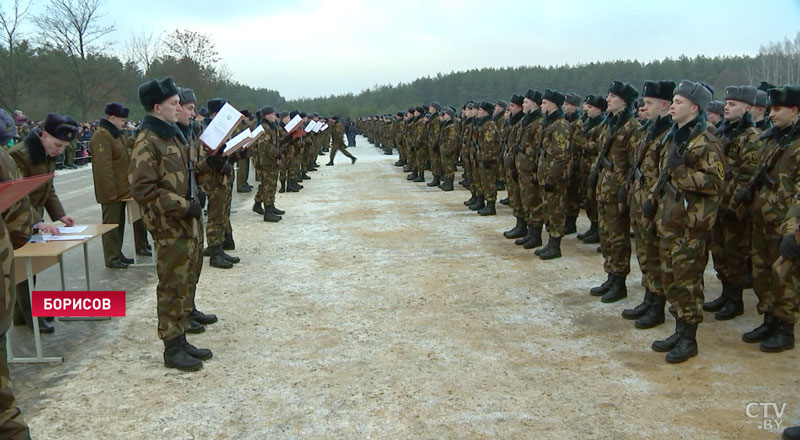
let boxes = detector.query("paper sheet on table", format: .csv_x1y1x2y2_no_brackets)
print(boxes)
58,226,88,233
198,103,245,151
31,234,93,242
0,173,53,213
284,115,302,133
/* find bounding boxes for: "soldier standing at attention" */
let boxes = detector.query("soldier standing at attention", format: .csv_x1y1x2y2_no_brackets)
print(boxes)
475,102,500,216
501,94,527,239
642,80,722,363
534,90,571,260
326,116,357,165
575,95,607,244
129,77,212,372
562,92,583,235
438,107,458,192
426,102,443,188
235,110,254,193
89,103,136,269
588,81,641,303
753,88,773,132
252,106,284,222
513,90,545,249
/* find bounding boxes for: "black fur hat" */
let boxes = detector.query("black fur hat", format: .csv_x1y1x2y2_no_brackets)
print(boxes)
197,107,209,117
495,100,507,109
207,98,226,115
510,94,524,106
758,81,777,92
755,90,768,108
104,102,129,118
44,113,79,141
584,95,608,111
278,111,290,119
607,81,639,106
241,109,252,118
479,101,494,114
138,77,180,111
178,88,197,105
524,89,542,105
724,85,757,106
430,101,442,111
642,80,675,101
542,89,566,108
767,85,800,108
565,93,582,106
260,106,276,115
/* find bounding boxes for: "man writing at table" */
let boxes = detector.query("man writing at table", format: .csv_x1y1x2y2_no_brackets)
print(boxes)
7,113,78,334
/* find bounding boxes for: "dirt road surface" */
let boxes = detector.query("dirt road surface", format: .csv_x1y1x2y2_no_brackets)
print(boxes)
11,137,798,439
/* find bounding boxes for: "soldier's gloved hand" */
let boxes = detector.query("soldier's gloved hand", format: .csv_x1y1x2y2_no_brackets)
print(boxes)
198,190,207,208
543,183,556,192
186,201,203,219
642,198,657,219
587,169,599,189
207,153,225,171
779,234,800,260
667,148,686,171
733,188,753,206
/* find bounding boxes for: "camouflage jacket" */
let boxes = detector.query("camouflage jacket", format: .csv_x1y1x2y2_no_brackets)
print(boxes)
653,117,724,232
536,110,571,185
128,115,194,240
427,115,441,151
476,116,499,163
439,119,458,155
629,115,672,210
502,111,525,167
8,131,66,220
256,120,281,169
412,117,426,151
89,119,131,203
595,110,642,202
576,114,606,163
332,121,346,148
460,118,473,154
515,110,543,173
714,115,761,209
750,122,800,227
0,148,35,249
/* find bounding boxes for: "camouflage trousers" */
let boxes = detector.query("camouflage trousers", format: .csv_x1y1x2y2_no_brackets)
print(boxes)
711,213,750,288
631,215,663,293
189,223,204,311
255,167,279,205
542,181,567,237
751,218,783,316
774,259,800,324
580,157,598,222
565,159,583,218
504,164,522,218
205,175,231,247
280,145,297,182
428,145,442,177
415,144,427,173
290,145,302,177
517,168,543,228
478,160,500,202
154,236,198,340
597,200,631,275
469,150,482,195
440,148,458,182
236,157,250,190
303,141,316,169
658,227,709,324
0,335,29,440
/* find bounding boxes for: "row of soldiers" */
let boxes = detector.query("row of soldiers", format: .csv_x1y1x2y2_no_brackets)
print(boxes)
360,80,800,369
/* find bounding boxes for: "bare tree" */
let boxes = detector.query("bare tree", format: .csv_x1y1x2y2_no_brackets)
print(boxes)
125,29,161,73
161,28,220,66
0,0,34,110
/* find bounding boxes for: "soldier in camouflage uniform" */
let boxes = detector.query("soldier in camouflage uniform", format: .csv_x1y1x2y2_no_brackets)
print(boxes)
575,96,607,243
494,100,508,193
533,90,572,259
588,81,642,303
407,108,425,181
753,85,773,132
703,86,761,321
734,85,800,353
252,106,284,222
621,80,675,329
642,80,723,363
438,108,458,191
502,95,527,239
235,110,254,193
460,104,477,196
326,116,357,165
513,90,545,249
129,78,213,372
474,102,500,216
426,102,443,187
562,92,583,234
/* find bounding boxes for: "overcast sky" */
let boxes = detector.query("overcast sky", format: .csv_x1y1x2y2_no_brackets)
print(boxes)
20,0,800,100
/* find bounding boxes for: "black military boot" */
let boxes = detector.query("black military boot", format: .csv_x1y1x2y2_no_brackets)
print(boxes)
464,193,477,206
504,217,527,239
458,178,468,187
185,318,205,334
427,175,440,187
180,334,213,360
760,320,795,353
279,180,286,193
223,232,235,250
478,200,496,216
469,196,485,211
580,222,600,244
782,426,800,440
302,172,311,180
270,204,285,215
715,284,744,321
163,336,203,372
440,179,454,192
288,179,301,192
635,293,666,329
703,281,731,312
539,236,562,260
209,246,233,269
499,197,509,205
221,250,240,264
252,201,265,215
402,163,412,172
622,289,654,320
652,319,684,352
564,215,577,235
413,171,426,183
264,210,282,222
742,312,779,343
523,225,543,249
601,274,627,303
515,227,533,245
406,171,418,180
191,308,217,325
203,246,213,257
534,236,551,256
666,322,698,363
590,273,614,296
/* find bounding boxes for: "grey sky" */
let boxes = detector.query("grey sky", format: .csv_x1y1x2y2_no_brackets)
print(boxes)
20,0,800,100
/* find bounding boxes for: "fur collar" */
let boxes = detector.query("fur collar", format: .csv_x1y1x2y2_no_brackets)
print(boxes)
664,115,707,146
542,109,564,127
521,109,542,127
646,115,672,143
98,118,120,138
24,130,48,166
141,115,184,144
508,110,524,126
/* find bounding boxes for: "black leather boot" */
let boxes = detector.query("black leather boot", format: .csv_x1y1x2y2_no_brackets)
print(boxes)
782,426,800,440
469,196,485,211
715,284,744,321
478,200,496,216
666,321,698,363
564,215,577,235
163,336,203,371
504,217,527,239
180,334,213,360
252,201,265,215
622,289,654,320
223,232,235,250
534,235,551,256
760,319,795,353
270,204,285,215
413,171,426,183
221,250,240,264
590,273,614,296
403,164,412,172
287,179,301,192
264,210,282,222
702,291,727,312
427,175,440,187
440,179,454,191
539,236,562,260
601,274,627,303
407,171,418,181
523,225,543,249
635,293,666,329
580,221,600,244
464,193,477,206
499,197,509,205
515,227,533,245
185,318,205,334
279,180,286,193
742,312,779,343
652,319,683,352
209,245,233,269
190,308,217,325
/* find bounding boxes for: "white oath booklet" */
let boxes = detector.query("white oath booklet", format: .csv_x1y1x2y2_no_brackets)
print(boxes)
199,102,245,151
